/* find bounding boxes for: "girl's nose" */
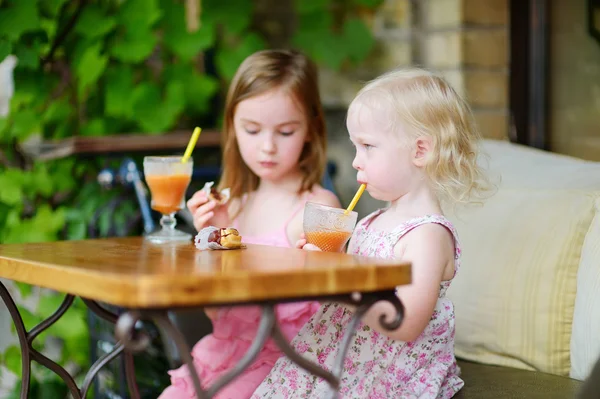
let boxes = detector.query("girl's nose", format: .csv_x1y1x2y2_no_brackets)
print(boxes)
261,133,276,154
352,154,363,170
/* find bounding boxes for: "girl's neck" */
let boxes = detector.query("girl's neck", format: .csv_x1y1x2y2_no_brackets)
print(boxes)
256,168,305,196
387,183,442,220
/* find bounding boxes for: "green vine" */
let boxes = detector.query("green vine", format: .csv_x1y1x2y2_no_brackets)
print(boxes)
0,0,382,396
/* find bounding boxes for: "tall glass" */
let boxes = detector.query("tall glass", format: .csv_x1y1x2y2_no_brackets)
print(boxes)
143,156,193,244
303,202,358,252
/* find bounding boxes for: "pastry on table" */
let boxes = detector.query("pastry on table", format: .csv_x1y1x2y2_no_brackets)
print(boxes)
195,226,245,250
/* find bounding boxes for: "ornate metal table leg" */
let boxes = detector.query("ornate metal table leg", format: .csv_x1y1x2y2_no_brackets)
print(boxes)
117,310,206,399
0,280,32,399
81,341,126,397
0,283,140,399
115,307,277,399
84,299,143,398
205,306,276,398
269,290,405,399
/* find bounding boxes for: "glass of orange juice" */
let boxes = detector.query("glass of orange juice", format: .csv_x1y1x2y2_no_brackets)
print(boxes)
143,156,193,243
303,202,358,252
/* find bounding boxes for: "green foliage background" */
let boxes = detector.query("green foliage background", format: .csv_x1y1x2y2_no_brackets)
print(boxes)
0,0,382,396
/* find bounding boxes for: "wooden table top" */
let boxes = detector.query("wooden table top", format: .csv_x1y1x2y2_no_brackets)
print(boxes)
0,237,411,308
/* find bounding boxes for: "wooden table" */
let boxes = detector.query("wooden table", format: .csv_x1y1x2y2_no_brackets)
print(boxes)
0,238,411,399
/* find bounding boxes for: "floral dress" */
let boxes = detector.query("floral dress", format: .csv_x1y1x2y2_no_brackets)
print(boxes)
250,211,464,399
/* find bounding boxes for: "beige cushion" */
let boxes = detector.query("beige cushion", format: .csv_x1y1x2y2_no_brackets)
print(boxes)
570,201,600,380
445,139,600,378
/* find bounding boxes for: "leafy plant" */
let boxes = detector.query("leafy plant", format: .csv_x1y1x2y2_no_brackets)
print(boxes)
0,0,381,396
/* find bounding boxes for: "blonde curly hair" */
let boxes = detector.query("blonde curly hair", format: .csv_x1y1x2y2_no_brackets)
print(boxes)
350,68,493,205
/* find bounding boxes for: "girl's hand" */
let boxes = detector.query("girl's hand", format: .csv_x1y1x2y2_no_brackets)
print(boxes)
295,233,307,249
187,190,230,231
295,234,322,252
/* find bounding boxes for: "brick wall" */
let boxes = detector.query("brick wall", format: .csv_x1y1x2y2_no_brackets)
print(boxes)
321,0,510,141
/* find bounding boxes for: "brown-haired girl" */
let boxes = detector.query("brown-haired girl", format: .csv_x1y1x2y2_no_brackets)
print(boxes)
159,49,340,399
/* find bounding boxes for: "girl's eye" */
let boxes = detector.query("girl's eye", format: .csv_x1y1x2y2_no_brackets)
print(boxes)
279,131,295,136
363,144,373,150
245,128,259,135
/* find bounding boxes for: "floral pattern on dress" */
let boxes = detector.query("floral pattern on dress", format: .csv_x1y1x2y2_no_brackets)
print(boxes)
250,211,464,399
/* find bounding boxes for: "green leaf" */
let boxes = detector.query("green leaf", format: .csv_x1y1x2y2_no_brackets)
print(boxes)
110,28,157,63
80,118,106,136
39,0,69,17
51,160,77,192
75,43,108,98
10,70,54,110
0,117,8,138
0,40,13,63
202,0,253,34
162,63,218,113
37,291,67,318
30,163,53,197
342,18,376,62
40,18,58,44
43,98,72,123
74,5,117,39
131,82,183,133
0,0,41,41
351,0,384,7
163,21,215,61
117,0,162,32
10,109,41,140
104,66,134,118
14,42,41,70
161,0,215,55
185,72,219,113
34,205,66,234
215,33,267,81
4,346,22,375
65,209,86,240
14,282,33,298
163,80,186,122
18,305,43,330
293,0,331,14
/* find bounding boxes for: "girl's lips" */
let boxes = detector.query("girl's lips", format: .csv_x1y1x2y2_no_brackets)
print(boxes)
260,161,277,168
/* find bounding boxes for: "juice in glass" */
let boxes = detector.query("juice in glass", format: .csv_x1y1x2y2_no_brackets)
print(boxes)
146,174,191,214
143,156,193,244
305,230,353,253
303,202,358,253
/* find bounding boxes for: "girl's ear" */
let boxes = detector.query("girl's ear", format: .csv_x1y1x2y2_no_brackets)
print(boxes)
412,137,432,167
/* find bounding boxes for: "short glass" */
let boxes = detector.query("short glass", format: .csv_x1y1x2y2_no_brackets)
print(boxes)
143,156,193,244
303,202,358,252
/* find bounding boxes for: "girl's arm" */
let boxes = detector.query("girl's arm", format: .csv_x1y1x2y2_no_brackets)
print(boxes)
360,223,455,342
204,308,219,320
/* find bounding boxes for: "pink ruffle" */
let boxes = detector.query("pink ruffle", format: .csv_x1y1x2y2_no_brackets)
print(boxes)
162,301,321,399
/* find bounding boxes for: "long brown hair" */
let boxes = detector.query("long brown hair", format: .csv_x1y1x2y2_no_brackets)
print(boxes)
217,49,327,201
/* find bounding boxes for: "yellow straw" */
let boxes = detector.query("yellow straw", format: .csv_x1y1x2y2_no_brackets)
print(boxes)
345,183,366,215
181,127,202,163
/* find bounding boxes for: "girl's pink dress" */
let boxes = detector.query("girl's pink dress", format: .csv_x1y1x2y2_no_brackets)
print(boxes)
159,194,320,399
250,212,464,398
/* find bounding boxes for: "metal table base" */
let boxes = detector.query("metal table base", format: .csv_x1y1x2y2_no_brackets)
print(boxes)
1,281,404,399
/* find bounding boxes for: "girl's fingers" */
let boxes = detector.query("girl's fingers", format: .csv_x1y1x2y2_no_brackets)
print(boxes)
194,211,214,231
195,200,216,216
303,244,322,252
295,238,307,249
187,191,208,211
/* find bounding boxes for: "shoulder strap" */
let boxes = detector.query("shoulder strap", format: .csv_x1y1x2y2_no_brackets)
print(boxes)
282,191,315,227
354,208,384,231
391,214,461,261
